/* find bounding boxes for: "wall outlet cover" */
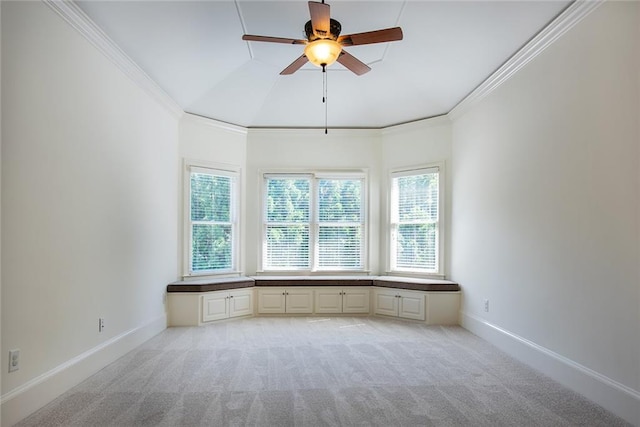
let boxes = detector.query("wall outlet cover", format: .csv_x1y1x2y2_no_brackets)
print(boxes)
9,349,20,372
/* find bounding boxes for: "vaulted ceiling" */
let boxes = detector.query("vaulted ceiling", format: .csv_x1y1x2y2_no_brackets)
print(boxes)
76,1,572,129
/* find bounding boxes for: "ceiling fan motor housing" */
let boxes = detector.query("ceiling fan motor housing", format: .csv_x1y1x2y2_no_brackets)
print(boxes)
305,19,342,41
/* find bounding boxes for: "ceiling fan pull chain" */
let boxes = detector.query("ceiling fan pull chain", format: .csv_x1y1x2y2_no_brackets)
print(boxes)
323,65,328,134
322,64,326,104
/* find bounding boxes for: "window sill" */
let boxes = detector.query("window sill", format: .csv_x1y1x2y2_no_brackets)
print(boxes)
255,270,372,277
182,271,242,281
385,271,446,280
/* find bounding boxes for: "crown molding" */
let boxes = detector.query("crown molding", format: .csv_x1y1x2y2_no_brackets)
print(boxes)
181,113,248,135
43,0,183,118
448,0,604,121
381,115,451,136
246,127,382,138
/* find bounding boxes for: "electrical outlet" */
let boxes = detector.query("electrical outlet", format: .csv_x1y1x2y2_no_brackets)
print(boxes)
98,318,105,332
484,299,490,313
9,349,20,373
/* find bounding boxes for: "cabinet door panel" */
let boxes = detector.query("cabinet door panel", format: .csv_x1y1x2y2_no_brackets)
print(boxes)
258,289,286,314
315,289,342,313
286,289,314,313
373,290,398,317
342,288,370,313
202,293,228,322
399,291,425,321
229,290,253,318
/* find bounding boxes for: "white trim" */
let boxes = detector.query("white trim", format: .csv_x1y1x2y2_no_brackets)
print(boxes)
381,115,451,136
181,113,248,135
387,162,445,277
247,128,381,138
1,315,167,427
259,170,370,274
448,0,604,121
43,0,182,118
461,311,640,426
183,160,242,277
390,166,440,179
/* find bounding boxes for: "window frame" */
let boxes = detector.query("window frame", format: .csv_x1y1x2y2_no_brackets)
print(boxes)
260,170,368,274
387,163,445,278
183,160,241,278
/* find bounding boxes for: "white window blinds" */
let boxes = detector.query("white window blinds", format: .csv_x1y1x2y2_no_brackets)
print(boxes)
189,167,237,274
263,173,366,271
317,179,363,269
264,176,311,269
390,167,440,273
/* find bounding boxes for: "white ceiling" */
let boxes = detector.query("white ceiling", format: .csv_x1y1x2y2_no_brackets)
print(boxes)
76,1,571,129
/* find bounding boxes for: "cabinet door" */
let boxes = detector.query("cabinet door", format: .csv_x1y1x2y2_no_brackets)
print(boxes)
257,288,286,314
398,290,426,321
373,288,398,317
229,289,254,318
315,288,342,314
285,288,314,314
202,292,229,322
342,287,370,314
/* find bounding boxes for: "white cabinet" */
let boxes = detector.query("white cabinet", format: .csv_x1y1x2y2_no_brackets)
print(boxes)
202,289,253,323
314,287,370,314
372,287,426,321
257,287,314,314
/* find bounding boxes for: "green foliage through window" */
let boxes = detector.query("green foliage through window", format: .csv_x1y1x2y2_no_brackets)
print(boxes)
190,171,235,272
264,175,364,270
391,169,439,272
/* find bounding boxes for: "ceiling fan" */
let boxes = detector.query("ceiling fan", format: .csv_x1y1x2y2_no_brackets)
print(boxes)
242,0,403,76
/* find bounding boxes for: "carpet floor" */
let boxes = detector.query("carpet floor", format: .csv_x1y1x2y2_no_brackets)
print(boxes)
17,316,630,426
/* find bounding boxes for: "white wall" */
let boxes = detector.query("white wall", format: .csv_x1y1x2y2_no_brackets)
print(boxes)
450,2,639,424
381,118,452,276
245,129,382,275
178,114,247,276
1,2,179,425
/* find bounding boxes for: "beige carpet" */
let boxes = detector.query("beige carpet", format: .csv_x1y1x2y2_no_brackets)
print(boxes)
17,316,629,426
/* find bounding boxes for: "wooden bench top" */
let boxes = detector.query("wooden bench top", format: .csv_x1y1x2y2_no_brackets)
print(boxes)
168,276,459,293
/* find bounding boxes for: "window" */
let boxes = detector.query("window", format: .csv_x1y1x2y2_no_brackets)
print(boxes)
389,166,442,274
262,173,366,272
186,164,239,276
264,176,310,269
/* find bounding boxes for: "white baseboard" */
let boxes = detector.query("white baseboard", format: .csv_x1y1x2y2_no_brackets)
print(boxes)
1,315,167,427
461,311,640,426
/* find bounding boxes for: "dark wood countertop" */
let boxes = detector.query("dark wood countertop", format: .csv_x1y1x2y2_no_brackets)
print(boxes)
373,277,460,292
167,275,459,293
167,277,254,293
253,276,373,287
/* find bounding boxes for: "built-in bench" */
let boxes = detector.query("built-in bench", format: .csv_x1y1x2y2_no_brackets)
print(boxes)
167,276,460,292
167,276,255,293
166,276,460,326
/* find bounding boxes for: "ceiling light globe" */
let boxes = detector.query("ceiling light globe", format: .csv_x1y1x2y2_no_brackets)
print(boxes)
304,39,342,68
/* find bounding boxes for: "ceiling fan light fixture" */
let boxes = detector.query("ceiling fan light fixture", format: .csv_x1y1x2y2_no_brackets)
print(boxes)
304,39,342,67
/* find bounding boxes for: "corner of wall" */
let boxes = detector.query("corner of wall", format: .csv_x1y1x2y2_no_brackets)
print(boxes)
0,315,166,427
461,312,640,425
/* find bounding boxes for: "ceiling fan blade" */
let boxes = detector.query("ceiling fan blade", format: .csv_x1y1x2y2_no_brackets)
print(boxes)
280,54,309,75
337,51,371,76
338,27,403,46
308,1,330,37
243,35,306,45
